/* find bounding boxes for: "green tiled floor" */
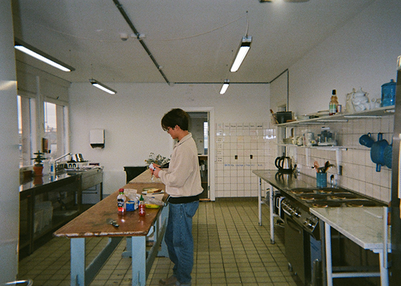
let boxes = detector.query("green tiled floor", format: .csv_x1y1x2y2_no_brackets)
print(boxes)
18,198,297,285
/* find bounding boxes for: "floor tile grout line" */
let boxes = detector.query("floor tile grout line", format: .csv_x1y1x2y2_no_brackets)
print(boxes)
17,198,296,286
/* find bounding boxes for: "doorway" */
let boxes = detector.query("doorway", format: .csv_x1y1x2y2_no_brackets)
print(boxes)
186,108,215,201
188,112,208,199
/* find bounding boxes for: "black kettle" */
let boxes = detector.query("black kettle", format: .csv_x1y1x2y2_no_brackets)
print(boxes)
275,155,296,173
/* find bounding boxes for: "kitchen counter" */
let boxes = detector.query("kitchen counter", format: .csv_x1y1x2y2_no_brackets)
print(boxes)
252,169,316,191
311,206,390,286
19,173,81,257
311,207,390,250
19,172,74,192
252,169,317,243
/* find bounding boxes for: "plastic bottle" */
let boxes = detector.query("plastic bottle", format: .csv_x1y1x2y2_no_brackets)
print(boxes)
139,194,146,217
117,188,126,215
329,90,338,115
49,156,56,176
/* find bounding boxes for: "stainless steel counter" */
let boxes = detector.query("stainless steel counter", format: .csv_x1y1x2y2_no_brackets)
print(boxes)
253,169,390,285
252,169,316,191
19,173,73,192
66,168,103,205
252,169,319,243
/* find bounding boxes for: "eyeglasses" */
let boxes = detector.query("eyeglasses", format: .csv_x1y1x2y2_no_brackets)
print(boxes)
165,127,173,133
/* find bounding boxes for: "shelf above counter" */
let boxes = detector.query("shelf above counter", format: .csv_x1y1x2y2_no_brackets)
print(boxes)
278,144,348,151
277,106,395,127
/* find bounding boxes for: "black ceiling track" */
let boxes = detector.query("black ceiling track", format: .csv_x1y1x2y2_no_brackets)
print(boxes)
113,0,170,85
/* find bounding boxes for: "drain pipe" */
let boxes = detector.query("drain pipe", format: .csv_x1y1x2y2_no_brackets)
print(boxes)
113,0,170,85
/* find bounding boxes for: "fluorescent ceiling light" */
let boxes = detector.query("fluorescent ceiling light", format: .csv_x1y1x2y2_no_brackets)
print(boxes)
14,39,75,72
259,0,310,2
89,79,117,95
220,80,230,94
230,36,252,72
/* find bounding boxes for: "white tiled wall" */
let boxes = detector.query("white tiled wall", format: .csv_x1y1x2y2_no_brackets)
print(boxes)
289,116,393,203
214,116,393,203
214,122,277,197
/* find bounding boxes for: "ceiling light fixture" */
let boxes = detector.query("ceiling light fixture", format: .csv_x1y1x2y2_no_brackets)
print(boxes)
14,39,75,72
259,0,309,2
89,79,117,95
230,36,252,72
220,80,230,94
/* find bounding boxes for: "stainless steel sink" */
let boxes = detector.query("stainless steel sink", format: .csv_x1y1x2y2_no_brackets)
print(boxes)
65,167,103,177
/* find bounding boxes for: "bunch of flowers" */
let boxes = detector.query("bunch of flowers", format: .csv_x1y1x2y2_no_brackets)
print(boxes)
145,152,170,167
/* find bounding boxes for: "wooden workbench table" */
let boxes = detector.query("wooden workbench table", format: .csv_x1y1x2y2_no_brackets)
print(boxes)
54,169,168,286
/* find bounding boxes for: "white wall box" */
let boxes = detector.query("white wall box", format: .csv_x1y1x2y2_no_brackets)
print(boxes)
90,129,105,149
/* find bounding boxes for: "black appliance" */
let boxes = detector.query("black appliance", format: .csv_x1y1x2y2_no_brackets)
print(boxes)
276,111,293,123
124,166,147,183
275,155,297,174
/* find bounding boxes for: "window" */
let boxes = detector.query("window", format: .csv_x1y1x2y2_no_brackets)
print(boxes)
17,95,68,167
203,121,208,154
44,102,57,154
17,96,23,166
17,95,35,167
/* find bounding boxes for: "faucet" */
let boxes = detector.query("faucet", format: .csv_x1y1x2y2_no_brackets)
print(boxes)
55,152,72,162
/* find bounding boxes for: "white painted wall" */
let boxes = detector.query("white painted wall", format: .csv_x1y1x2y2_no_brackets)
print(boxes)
270,71,288,111
267,0,401,203
0,1,20,283
289,0,401,116
69,83,269,196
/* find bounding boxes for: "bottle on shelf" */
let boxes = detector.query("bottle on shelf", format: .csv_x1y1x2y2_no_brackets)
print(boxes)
329,90,338,115
381,79,396,107
139,194,146,217
117,188,126,215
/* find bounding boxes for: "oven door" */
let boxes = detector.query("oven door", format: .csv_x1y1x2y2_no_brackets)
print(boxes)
285,212,309,285
284,212,322,286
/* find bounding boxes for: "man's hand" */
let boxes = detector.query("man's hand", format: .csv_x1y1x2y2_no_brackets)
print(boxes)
150,164,161,178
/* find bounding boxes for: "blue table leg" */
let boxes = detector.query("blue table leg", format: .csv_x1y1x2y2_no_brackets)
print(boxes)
131,236,146,286
70,237,122,286
71,238,85,286
157,205,169,258
123,237,132,258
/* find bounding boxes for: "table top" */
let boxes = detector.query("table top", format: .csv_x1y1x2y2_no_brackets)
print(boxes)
126,169,165,192
54,170,166,238
311,207,390,250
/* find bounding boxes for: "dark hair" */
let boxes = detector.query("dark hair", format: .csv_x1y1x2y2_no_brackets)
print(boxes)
161,108,189,131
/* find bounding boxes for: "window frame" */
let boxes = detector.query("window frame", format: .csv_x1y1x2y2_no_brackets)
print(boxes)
17,94,69,167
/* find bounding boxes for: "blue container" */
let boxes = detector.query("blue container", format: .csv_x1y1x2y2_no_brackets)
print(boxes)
316,172,327,188
381,79,396,107
126,201,137,211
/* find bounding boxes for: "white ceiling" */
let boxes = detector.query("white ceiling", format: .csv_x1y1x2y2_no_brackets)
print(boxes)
12,0,376,85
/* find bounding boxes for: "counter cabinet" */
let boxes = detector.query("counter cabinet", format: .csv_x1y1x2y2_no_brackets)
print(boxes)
19,174,82,258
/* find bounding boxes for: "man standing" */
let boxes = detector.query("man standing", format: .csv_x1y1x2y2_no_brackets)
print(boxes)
152,108,203,286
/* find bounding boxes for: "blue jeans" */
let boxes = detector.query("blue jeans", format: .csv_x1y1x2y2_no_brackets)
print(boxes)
165,201,199,284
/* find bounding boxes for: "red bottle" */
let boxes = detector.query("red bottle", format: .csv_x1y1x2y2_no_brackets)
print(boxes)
139,195,146,217
117,188,126,215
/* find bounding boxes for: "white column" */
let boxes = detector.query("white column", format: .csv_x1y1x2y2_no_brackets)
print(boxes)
0,0,20,283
